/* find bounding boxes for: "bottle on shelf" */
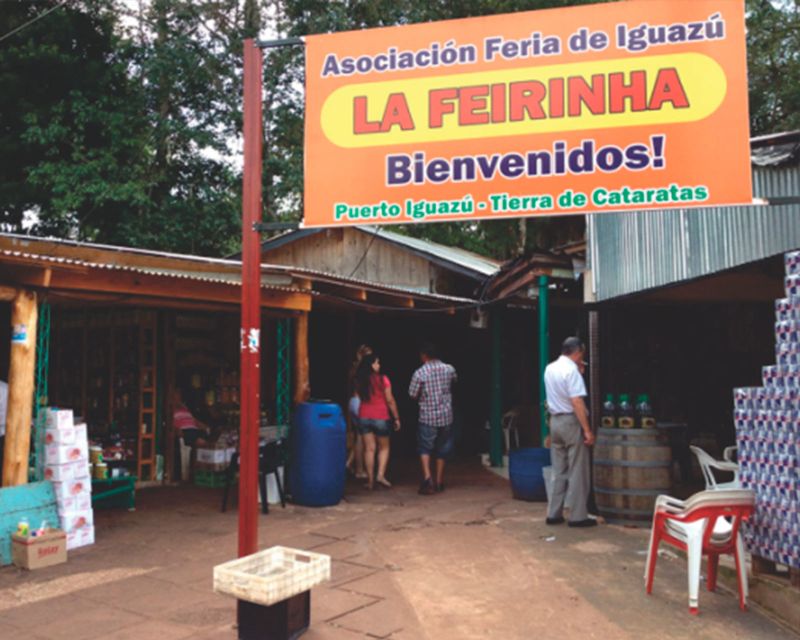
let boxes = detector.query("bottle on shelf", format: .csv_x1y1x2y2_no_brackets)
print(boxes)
600,394,616,428
617,394,635,429
636,394,656,429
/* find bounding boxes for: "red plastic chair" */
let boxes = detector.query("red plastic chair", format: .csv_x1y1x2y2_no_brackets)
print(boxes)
644,489,755,614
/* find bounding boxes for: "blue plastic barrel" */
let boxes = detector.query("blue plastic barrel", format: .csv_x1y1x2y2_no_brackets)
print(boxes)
288,400,347,507
509,447,550,501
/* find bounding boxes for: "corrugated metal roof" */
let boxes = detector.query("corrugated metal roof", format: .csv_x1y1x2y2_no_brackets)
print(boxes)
358,227,502,277
0,233,476,307
589,163,800,301
0,247,304,293
751,131,800,167
258,226,501,279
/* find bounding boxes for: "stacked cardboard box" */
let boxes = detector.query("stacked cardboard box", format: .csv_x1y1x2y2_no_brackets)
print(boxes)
734,249,800,570
43,409,95,551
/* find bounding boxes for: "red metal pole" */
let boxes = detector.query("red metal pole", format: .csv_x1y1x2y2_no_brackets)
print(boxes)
239,38,263,558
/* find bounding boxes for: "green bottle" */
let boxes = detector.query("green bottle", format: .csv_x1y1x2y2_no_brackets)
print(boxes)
617,394,635,429
601,394,616,428
637,394,656,429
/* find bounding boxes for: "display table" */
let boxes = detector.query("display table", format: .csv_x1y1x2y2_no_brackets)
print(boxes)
92,476,137,511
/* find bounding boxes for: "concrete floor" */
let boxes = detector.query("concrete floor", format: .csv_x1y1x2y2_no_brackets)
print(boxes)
0,459,796,639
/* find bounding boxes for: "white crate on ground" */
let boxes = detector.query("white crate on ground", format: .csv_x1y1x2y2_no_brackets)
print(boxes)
214,546,331,607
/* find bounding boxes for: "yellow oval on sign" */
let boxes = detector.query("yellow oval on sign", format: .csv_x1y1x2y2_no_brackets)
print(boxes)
320,53,727,148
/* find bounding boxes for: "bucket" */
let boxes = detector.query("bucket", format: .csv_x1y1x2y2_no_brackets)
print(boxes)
508,447,550,501
289,401,346,507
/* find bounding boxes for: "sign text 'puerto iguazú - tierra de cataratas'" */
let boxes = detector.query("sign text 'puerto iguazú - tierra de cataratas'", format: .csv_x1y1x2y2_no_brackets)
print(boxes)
302,0,752,228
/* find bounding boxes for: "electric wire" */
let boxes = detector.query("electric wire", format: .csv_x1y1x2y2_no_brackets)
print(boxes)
347,228,381,278
0,0,71,44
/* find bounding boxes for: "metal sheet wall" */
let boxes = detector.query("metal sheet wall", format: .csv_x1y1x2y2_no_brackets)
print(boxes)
589,165,800,301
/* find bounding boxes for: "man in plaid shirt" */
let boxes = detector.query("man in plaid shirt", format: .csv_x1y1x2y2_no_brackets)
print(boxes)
409,343,457,495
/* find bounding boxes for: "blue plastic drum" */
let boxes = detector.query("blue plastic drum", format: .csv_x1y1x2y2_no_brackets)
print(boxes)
288,401,347,507
509,447,550,501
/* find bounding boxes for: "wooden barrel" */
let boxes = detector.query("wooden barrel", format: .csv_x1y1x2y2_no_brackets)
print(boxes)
593,427,672,526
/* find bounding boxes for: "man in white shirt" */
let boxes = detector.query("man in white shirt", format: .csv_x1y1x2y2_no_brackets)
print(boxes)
544,337,596,528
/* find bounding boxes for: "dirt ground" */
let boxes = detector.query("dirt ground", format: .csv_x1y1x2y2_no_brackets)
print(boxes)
0,459,796,639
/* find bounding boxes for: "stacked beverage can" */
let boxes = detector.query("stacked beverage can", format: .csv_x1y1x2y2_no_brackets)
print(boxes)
735,250,800,569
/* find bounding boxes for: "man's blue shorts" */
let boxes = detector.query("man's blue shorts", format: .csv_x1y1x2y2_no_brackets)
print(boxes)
417,423,454,458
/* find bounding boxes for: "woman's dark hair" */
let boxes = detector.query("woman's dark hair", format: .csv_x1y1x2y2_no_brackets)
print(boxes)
356,353,379,401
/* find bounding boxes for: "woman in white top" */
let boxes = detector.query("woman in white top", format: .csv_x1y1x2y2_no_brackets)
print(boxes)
346,345,372,479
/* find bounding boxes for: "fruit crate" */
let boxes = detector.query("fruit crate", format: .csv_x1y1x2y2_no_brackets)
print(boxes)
194,469,228,488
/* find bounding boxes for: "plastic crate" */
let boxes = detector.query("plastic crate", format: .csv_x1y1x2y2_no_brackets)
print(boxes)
214,546,331,606
194,469,228,488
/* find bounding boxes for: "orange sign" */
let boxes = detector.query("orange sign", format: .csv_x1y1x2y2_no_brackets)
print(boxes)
303,0,751,227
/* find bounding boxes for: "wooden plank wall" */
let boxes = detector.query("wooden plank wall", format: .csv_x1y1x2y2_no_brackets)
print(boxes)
264,229,434,292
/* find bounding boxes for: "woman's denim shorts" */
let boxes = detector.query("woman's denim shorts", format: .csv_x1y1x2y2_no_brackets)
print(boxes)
357,418,392,437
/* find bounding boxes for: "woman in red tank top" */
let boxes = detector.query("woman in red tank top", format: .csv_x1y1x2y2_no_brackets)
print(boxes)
355,353,401,490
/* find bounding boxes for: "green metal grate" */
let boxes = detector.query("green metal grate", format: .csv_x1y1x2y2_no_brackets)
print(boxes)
275,319,291,426
30,301,51,482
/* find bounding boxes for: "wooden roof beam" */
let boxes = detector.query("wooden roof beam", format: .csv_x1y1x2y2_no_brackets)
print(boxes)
359,289,416,309
5,267,312,312
325,285,368,302
0,285,17,301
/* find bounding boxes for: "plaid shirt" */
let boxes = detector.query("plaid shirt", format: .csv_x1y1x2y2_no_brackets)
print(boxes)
408,360,457,427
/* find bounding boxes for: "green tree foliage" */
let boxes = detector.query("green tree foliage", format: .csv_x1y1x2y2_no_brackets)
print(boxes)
112,0,246,255
1,0,252,255
0,1,148,237
746,0,800,135
0,1,797,259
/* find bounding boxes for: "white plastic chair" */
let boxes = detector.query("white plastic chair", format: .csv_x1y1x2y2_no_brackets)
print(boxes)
722,446,738,463
690,445,741,490
644,489,755,614
501,410,521,452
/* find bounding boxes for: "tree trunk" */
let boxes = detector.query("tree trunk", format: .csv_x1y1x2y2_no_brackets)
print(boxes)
3,289,37,487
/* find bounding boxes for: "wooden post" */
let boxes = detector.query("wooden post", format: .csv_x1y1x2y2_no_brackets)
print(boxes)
3,289,37,487
162,312,176,483
294,312,310,405
239,38,263,558
588,310,600,433
490,311,504,467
